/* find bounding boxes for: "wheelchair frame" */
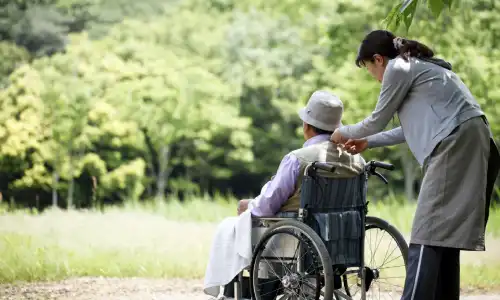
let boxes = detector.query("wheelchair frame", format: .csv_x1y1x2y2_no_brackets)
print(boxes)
233,160,404,300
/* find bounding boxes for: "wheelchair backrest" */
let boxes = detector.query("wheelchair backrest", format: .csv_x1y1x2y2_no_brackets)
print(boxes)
299,171,367,268
300,172,366,210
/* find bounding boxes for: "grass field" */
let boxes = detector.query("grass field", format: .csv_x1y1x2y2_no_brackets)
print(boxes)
0,198,499,291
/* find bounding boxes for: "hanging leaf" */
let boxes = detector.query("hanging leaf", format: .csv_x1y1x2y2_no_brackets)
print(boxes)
385,0,455,31
400,0,416,12
428,0,444,18
382,3,403,31
402,0,418,30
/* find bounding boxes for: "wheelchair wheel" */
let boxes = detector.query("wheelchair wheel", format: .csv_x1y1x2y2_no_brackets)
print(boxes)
250,219,335,300
342,216,409,299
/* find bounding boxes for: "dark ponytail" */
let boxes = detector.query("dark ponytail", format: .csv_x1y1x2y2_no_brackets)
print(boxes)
355,30,435,67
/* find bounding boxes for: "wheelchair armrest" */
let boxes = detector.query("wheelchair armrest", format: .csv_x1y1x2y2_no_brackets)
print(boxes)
252,215,300,228
254,217,290,222
252,217,285,227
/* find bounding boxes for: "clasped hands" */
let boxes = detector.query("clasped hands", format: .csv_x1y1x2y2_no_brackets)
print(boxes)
330,128,368,155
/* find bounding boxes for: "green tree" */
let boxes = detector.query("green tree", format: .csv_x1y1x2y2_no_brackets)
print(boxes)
2,0,499,208
0,65,51,206
0,42,30,86
44,27,253,201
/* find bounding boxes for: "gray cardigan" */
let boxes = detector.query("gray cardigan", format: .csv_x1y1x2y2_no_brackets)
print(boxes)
339,56,485,166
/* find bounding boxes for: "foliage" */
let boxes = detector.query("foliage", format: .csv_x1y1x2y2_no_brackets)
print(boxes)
0,41,30,86
385,0,456,31
0,0,98,56
0,0,499,207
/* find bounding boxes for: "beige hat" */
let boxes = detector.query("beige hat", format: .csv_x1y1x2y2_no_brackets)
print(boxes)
298,90,343,131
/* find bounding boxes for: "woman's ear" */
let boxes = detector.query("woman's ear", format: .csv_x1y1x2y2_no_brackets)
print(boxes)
373,54,385,66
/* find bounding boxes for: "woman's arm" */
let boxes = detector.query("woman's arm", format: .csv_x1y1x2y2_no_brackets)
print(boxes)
339,58,413,139
366,126,406,148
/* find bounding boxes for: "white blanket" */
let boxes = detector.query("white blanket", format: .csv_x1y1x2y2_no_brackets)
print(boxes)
203,208,253,297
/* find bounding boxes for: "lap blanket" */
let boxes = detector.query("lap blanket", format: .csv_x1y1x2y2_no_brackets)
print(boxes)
203,209,253,297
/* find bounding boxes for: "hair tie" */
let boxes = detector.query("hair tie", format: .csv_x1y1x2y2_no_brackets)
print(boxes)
393,37,412,60
393,37,405,50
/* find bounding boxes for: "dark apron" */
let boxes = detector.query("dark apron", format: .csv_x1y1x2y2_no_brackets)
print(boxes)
485,137,500,228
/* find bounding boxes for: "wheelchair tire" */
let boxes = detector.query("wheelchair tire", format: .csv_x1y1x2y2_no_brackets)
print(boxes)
249,219,335,300
342,215,409,299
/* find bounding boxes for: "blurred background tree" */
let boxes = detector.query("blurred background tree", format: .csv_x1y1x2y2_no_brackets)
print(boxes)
0,0,498,209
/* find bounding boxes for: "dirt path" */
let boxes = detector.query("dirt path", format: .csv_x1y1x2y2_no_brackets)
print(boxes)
1,278,499,300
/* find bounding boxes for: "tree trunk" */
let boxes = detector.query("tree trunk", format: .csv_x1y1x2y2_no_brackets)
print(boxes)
146,166,154,198
67,155,74,209
52,171,59,207
155,144,170,203
142,128,160,197
9,196,15,209
67,177,74,209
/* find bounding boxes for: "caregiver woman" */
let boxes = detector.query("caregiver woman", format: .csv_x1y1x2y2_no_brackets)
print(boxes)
331,30,500,300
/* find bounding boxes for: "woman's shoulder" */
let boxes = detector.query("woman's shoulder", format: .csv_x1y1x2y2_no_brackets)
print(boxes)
391,56,452,72
384,56,412,80
387,56,453,79
388,55,410,68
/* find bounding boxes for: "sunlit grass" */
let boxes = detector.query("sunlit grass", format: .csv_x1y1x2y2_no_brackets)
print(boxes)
0,198,499,290
113,193,237,223
0,208,216,283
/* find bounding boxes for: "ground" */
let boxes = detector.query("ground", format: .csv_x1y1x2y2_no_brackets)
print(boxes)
1,278,500,300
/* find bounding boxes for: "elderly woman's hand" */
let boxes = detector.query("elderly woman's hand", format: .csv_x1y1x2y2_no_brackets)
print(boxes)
237,199,250,215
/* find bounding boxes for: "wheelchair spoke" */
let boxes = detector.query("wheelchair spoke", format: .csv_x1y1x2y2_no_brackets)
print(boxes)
251,223,332,300
342,217,408,300
257,283,284,299
268,245,293,275
377,264,405,270
368,226,374,267
379,254,403,271
300,277,325,299
276,293,293,300
260,258,281,279
370,229,386,267
378,238,396,269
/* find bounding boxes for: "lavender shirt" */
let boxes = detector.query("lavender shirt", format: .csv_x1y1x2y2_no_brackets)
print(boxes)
250,134,331,217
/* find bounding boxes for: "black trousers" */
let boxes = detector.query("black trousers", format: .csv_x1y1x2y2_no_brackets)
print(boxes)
401,243,460,300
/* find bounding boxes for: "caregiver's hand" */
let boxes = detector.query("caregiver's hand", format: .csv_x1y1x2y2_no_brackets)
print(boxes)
344,138,369,154
330,128,348,144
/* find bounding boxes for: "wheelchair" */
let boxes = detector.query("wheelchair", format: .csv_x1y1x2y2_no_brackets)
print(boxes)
232,160,409,300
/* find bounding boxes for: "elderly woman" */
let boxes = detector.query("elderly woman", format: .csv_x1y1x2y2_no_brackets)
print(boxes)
204,91,366,300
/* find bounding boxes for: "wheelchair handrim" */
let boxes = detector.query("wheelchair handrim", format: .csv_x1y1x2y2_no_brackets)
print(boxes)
249,220,335,300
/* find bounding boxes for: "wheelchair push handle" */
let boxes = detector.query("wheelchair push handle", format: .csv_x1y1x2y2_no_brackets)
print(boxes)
366,160,394,185
310,162,336,173
371,161,395,171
